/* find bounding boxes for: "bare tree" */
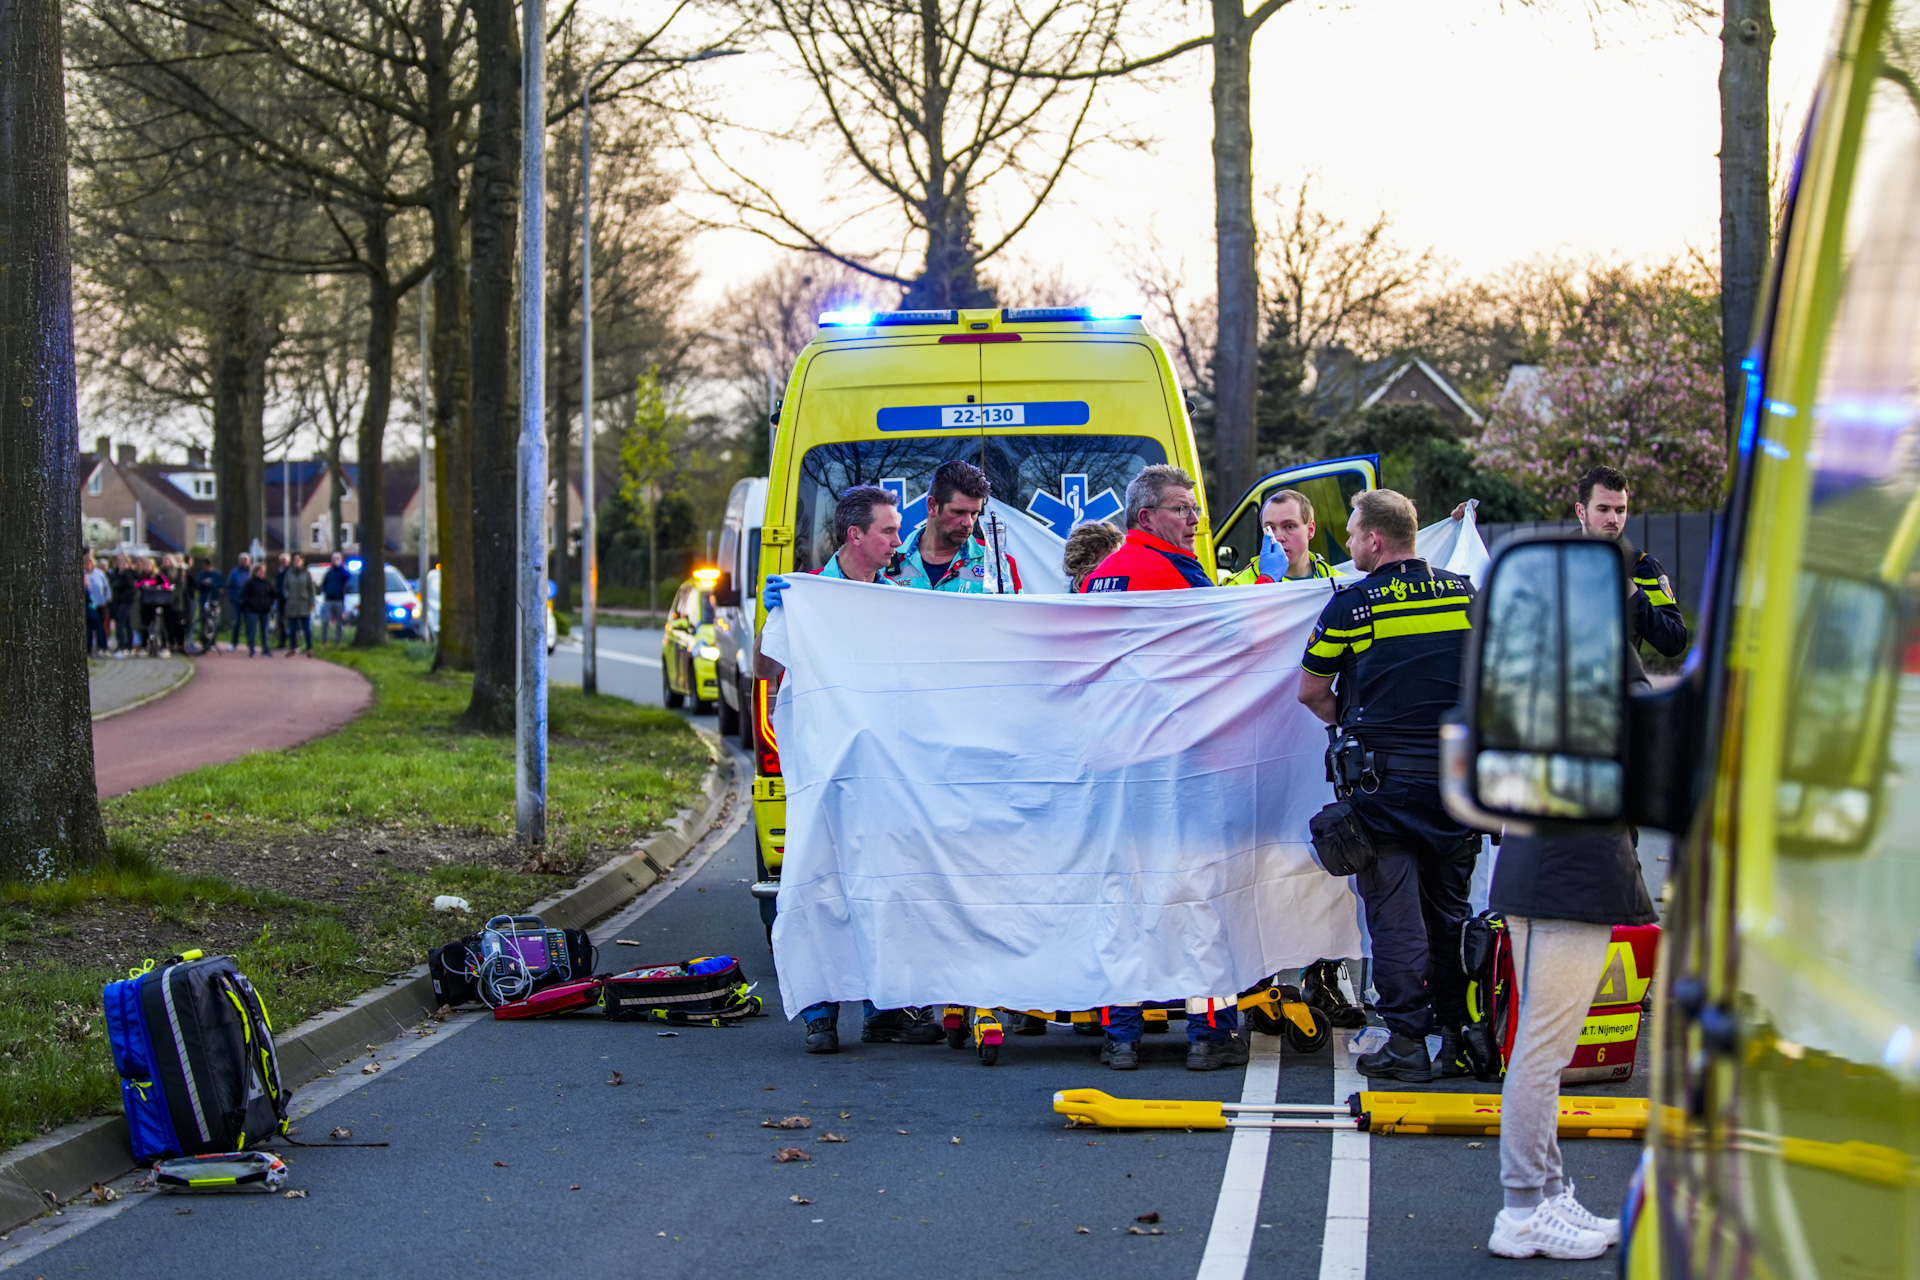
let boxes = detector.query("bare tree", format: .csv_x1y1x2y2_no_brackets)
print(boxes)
1720,0,1772,435
1,0,110,879
700,0,1130,306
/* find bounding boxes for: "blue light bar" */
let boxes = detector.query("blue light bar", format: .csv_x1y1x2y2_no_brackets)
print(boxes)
817,309,960,328
1001,306,1142,323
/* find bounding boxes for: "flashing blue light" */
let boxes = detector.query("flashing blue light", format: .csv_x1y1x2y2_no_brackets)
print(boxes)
546,580,556,601
1760,439,1791,461
1764,400,1798,417
819,309,875,327
347,558,363,572
1086,306,1144,320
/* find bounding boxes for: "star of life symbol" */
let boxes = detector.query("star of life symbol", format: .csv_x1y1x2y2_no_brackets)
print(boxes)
878,479,928,535
1027,474,1122,539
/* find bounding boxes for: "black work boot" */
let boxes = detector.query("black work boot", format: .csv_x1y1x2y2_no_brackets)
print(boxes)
1013,1013,1049,1036
1101,1037,1139,1070
803,1015,840,1054
1187,1034,1252,1071
860,1006,944,1044
1434,1028,1471,1079
1303,961,1369,1029
1357,1032,1434,1083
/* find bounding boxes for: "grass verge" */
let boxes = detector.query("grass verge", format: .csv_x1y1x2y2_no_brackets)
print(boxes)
0,644,711,1150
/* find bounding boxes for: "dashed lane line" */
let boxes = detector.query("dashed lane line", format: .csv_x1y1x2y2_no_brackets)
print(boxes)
1318,1039,1370,1280
1195,1032,1283,1280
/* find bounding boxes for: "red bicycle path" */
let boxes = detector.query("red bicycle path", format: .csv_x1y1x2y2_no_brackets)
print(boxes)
92,649,373,797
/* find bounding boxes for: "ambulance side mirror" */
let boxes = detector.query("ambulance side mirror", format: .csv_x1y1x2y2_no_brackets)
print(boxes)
1442,535,1630,833
712,571,740,608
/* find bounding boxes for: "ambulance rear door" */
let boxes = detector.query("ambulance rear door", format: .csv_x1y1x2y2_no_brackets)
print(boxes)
977,337,1189,592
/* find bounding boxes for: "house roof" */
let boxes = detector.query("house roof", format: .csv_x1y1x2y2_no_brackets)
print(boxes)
126,463,218,514
1358,359,1485,428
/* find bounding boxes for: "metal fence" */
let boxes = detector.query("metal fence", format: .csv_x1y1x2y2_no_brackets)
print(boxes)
1479,511,1721,614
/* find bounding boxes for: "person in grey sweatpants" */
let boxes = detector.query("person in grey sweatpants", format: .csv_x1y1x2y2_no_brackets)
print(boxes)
1484,826,1656,1260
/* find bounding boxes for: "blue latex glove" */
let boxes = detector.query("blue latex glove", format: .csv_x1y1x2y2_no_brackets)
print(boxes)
1257,533,1291,582
762,575,789,609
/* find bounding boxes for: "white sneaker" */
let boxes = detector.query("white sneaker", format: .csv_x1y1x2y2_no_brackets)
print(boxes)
1487,1205,1610,1260
1547,1190,1621,1245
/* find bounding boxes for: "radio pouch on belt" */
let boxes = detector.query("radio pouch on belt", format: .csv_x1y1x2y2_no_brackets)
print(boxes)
1309,800,1376,877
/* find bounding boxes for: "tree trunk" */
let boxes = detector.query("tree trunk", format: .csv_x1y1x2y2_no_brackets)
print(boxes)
547,161,574,612
328,435,345,553
424,0,477,672
550,337,571,611
464,0,520,731
353,216,399,648
0,0,109,879
243,312,271,552
1210,0,1259,504
211,294,256,571
1719,0,1773,438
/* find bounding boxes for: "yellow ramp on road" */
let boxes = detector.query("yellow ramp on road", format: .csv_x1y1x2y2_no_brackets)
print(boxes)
1052,1088,1647,1138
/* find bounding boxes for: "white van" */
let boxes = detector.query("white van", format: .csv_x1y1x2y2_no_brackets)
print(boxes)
710,475,767,747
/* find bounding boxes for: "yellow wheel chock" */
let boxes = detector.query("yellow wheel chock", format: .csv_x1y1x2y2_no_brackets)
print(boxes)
1051,1089,1648,1138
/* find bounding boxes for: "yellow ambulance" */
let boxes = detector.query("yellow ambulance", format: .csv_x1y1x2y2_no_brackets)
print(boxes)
742,304,1377,927
1441,2,1920,1272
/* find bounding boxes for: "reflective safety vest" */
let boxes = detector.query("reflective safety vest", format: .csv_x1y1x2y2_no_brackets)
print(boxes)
1224,550,1339,587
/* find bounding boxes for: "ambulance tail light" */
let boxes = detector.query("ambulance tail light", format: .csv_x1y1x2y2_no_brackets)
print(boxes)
754,678,780,776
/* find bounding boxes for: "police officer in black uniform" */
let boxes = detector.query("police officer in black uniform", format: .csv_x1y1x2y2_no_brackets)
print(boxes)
1573,465,1689,660
1297,489,1477,1083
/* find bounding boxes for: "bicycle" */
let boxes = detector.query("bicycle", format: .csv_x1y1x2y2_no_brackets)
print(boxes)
185,598,221,655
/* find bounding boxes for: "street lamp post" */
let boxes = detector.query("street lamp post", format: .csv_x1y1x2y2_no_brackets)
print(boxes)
516,0,550,845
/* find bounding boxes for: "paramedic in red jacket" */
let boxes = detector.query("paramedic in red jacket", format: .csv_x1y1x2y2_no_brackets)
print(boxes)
1079,463,1216,592
1078,463,1247,1072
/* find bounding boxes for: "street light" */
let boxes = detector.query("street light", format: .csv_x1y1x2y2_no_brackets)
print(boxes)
518,0,550,844
580,45,741,698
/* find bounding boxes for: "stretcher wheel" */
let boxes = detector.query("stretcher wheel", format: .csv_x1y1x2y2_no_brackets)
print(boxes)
946,1024,967,1050
1281,1004,1332,1053
978,1040,999,1066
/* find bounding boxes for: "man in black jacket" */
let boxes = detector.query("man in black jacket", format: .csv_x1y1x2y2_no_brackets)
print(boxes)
1574,466,1689,660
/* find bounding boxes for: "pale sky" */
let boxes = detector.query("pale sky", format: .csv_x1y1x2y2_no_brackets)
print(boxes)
655,0,1841,307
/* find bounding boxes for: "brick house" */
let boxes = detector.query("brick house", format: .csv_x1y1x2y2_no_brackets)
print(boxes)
79,437,219,555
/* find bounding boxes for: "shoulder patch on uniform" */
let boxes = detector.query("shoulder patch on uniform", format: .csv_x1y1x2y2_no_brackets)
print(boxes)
1084,575,1129,593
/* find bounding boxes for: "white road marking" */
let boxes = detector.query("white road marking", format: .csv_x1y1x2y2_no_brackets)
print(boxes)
1318,1040,1371,1280
558,644,660,669
1195,1033,1283,1280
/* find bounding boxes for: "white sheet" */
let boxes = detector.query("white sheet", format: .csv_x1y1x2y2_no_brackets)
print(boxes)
762,511,1488,1017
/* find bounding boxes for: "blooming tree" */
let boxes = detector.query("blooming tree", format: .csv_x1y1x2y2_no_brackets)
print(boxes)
1477,273,1728,513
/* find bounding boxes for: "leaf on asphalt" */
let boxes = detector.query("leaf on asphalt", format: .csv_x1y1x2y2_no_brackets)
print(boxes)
1466,1141,1485,1149
607,1072,624,1087
838,1111,851,1119
896,1129,909,1135
329,1127,352,1140
616,939,641,946
657,1032,679,1038
365,1045,379,1056
762,1116,810,1129
817,1133,847,1143
1135,1211,1161,1223
774,1148,811,1163
1075,1226,1090,1234
1126,1226,1166,1236
361,1062,381,1075
174,1207,193,1216
949,1136,962,1145
282,1190,307,1199
764,1086,780,1091
493,1161,508,1168
789,1195,813,1205
89,1183,120,1204
569,1185,582,1191
431,1005,453,1021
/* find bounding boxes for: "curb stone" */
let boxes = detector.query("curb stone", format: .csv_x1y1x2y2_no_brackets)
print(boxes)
0,735,730,1236
89,657,194,723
